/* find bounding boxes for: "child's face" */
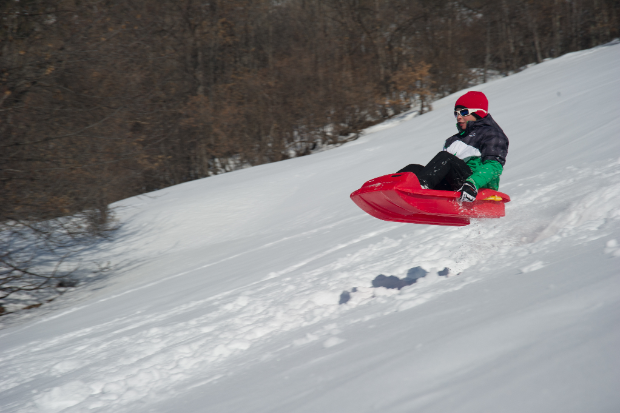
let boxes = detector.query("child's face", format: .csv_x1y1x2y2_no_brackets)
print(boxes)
456,113,476,130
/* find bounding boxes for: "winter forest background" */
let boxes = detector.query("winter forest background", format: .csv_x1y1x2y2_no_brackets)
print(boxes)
1,0,619,312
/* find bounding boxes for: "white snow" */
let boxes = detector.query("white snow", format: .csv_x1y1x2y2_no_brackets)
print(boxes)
1,41,620,413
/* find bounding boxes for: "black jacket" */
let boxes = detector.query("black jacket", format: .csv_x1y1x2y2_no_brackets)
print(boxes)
443,114,509,166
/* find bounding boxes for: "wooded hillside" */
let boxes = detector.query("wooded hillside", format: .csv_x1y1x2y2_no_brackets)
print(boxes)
1,0,618,308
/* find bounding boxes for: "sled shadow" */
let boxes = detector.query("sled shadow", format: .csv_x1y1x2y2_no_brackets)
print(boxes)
339,266,452,305
371,266,429,290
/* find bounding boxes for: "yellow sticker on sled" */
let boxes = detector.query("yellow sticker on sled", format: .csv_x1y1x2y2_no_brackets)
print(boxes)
482,195,503,201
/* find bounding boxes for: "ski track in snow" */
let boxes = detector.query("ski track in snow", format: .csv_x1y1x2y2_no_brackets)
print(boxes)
1,43,620,413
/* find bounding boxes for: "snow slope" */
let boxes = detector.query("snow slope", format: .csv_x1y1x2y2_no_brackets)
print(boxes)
1,41,620,413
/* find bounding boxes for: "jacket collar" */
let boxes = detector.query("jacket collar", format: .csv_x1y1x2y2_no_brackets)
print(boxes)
456,113,493,135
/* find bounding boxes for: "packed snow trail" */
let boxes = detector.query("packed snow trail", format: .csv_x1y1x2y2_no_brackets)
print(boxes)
1,42,619,413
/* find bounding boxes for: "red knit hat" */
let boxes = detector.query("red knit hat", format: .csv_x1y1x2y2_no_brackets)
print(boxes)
455,91,488,118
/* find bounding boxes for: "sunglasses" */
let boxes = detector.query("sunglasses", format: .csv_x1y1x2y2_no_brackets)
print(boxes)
454,108,487,118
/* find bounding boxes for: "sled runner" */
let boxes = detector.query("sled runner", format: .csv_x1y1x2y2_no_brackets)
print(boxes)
350,172,510,227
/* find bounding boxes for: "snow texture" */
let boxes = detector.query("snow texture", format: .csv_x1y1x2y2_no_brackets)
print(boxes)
1,41,620,413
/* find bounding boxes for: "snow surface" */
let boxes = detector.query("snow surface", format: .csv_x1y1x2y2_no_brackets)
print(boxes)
1,41,620,413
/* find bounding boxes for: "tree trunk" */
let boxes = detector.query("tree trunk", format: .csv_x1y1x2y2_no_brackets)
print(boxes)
524,2,543,63
553,0,562,58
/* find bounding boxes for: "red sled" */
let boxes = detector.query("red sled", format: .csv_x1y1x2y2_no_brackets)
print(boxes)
350,172,510,227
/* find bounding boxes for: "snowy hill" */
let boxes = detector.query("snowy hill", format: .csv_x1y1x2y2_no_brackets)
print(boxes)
1,41,620,413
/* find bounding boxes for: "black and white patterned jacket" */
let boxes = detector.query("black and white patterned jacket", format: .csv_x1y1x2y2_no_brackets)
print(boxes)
443,114,509,166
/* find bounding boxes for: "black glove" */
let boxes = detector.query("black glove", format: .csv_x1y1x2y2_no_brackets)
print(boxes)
458,181,477,203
